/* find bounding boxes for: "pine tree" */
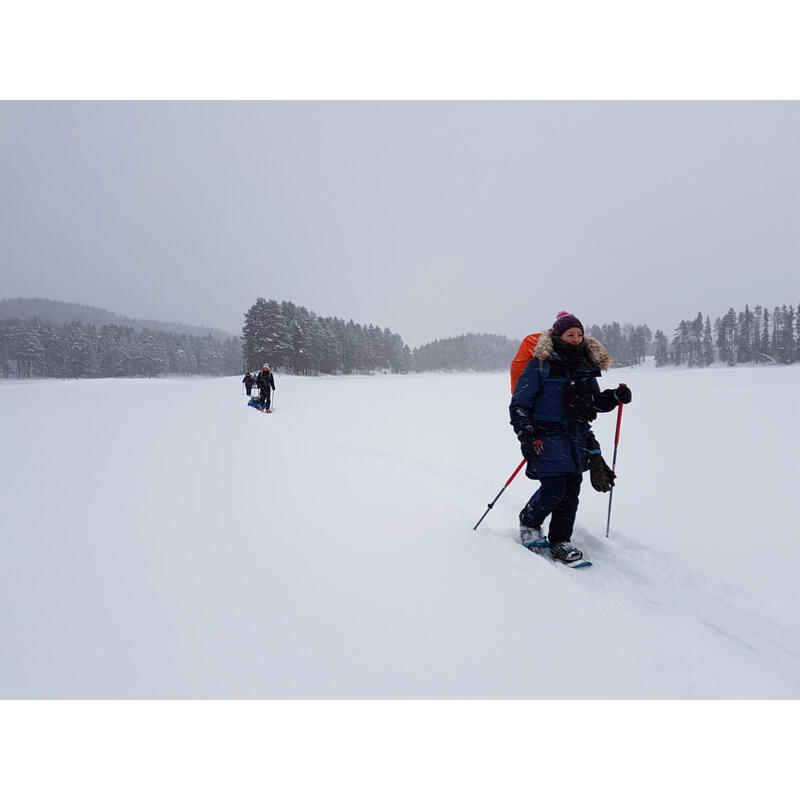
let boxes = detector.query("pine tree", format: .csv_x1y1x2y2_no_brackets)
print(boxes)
779,305,796,364
654,329,669,366
636,324,652,364
702,316,714,366
14,322,46,377
720,308,737,365
795,303,800,363
736,305,755,363
761,307,771,362
687,312,704,367
671,321,688,366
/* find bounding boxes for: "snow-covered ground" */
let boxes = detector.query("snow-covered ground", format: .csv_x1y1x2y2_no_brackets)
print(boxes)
2,363,799,699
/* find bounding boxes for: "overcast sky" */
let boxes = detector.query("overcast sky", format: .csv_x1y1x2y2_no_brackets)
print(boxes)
1,101,798,346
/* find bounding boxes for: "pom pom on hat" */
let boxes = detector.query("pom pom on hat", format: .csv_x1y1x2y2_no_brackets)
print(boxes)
552,311,584,338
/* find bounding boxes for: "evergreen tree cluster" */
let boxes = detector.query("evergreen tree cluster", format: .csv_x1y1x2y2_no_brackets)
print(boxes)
0,297,235,341
584,323,653,367
242,298,411,374
661,304,800,367
410,333,519,372
0,317,242,379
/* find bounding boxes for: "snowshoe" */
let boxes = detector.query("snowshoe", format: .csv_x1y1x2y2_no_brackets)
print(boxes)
520,524,547,549
549,541,583,563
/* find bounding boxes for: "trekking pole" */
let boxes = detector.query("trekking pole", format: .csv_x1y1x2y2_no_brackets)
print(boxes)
473,458,527,531
605,385,626,538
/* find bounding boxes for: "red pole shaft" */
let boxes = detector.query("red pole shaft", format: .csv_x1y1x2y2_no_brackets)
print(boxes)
605,395,625,537
473,458,527,530
505,458,527,487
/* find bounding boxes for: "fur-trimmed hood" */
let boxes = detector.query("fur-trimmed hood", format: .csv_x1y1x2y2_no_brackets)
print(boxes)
533,330,613,371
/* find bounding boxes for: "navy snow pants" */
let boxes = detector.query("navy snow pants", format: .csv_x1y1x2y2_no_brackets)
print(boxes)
520,473,583,545
259,387,271,410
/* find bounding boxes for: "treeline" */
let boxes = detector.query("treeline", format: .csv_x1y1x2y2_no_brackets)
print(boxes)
242,298,412,374
405,306,800,373
585,323,653,367
656,304,800,367
0,297,235,341
410,326,654,372
0,317,242,379
241,299,658,375
11,297,793,381
411,333,519,372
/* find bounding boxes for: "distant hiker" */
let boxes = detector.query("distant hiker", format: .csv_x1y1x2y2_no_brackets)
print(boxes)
242,372,256,396
256,364,276,413
509,311,632,563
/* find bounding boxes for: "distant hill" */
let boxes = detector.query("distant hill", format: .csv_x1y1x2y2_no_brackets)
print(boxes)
411,332,519,372
0,298,238,341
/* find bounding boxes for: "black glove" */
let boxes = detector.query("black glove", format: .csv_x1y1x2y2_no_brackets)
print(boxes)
563,381,597,422
589,454,616,492
595,385,632,412
614,384,632,404
519,434,543,463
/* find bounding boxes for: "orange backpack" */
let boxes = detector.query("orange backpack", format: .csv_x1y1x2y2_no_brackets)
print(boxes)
510,333,541,393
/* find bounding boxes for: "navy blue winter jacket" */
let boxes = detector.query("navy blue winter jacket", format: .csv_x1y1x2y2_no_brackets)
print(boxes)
509,331,614,478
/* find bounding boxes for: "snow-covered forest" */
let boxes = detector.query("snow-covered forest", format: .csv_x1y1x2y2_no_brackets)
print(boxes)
660,303,800,366
409,332,519,372
0,297,235,339
0,317,242,379
4,296,800,380
242,297,412,374
241,297,800,376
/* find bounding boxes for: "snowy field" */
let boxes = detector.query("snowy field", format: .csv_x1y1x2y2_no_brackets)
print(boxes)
2,363,800,700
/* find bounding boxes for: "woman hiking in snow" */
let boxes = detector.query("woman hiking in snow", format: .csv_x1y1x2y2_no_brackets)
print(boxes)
242,371,256,396
509,311,632,563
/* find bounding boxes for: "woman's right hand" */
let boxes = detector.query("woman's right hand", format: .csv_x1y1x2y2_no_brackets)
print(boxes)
519,435,543,462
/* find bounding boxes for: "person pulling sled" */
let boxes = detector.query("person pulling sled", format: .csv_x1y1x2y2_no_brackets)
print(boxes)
256,364,276,413
509,311,632,563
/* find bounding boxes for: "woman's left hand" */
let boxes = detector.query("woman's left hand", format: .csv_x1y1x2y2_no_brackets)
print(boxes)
614,384,632,404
